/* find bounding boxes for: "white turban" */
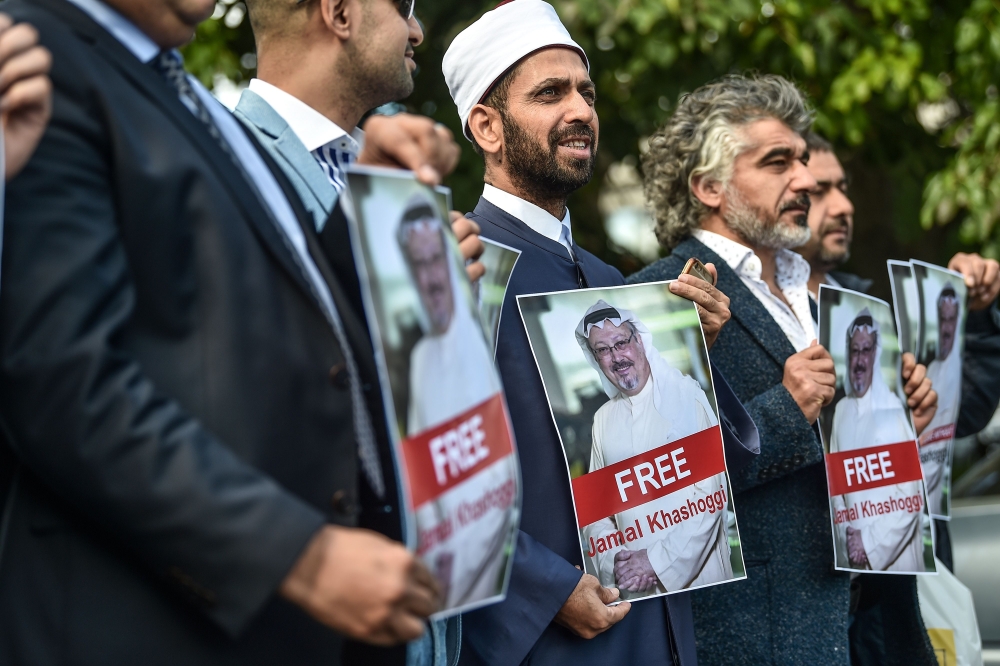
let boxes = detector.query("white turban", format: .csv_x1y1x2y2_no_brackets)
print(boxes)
442,0,589,140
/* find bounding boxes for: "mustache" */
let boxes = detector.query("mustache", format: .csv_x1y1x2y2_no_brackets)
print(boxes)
779,194,811,219
611,359,634,373
549,124,596,154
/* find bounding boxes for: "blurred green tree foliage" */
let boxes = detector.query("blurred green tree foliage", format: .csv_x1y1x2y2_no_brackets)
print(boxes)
184,0,1000,289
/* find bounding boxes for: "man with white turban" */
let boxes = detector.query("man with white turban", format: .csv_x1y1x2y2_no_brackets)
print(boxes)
830,308,926,572
443,2,759,665
575,301,732,596
397,194,516,613
920,285,963,517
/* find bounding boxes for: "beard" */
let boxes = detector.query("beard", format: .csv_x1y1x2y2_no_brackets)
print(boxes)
345,35,414,110
723,186,812,250
500,110,596,203
609,358,639,392
815,218,852,266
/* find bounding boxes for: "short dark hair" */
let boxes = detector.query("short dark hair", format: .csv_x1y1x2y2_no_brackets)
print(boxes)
804,130,833,154
470,61,524,157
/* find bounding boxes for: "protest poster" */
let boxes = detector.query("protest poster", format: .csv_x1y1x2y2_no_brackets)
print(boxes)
343,167,521,616
817,285,936,574
517,282,745,601
474,239,521,353
910,260,967,519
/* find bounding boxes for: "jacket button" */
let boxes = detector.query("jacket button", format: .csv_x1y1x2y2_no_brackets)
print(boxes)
329,363,349,389
330,490,356,516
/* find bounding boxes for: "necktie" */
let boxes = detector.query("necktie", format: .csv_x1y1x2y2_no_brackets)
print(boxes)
312,140,357,193
151,51,386,498
151,51,234,161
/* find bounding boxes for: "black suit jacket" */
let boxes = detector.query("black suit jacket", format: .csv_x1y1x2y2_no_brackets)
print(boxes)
0,1,401,663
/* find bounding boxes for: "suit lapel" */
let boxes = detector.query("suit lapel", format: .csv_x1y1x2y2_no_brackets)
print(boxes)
473,198,576,264
679,237,797,367
273,129,338,214
36,0,329,316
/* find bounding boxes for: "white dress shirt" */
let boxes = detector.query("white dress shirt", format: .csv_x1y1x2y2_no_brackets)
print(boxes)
482,184,575,258
693,229,815,352
247,79,364,192
65,0,341,331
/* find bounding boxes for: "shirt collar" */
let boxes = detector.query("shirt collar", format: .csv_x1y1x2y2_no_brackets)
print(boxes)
482,184,572,246
692,229,811,289
64,0,159,63
247,79,363,154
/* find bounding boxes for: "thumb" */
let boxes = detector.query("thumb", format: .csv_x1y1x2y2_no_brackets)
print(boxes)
596,585,621,605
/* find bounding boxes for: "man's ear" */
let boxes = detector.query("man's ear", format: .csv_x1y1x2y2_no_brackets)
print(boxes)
690,174,724,210
468,104,504,159
320,0,353,40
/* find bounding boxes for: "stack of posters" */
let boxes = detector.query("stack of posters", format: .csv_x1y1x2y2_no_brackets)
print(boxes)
517,282,745,601
343,167,521,616
474,239,521,353
816,285,936,574
888,260,968,519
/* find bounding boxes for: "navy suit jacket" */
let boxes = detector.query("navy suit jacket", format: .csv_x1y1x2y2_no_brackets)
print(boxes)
459,200,759,666
630,237,936,666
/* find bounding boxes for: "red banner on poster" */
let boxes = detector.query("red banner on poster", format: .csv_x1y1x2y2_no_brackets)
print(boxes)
401,393,514,507
571,427,726,528
825,440,923,497
920,423,956,446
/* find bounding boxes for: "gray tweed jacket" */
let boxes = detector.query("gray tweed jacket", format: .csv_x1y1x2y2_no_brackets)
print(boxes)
629,236,936,666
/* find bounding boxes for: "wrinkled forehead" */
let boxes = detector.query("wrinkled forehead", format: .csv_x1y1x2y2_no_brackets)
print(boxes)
507,47,593,96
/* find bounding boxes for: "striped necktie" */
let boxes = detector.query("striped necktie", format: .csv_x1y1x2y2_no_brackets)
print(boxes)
313,139,358,193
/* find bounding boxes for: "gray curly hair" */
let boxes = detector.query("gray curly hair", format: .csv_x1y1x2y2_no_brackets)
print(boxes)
643,74,814,251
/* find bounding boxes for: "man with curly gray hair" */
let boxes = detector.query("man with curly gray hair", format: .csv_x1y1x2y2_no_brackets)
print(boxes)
629,73,938,666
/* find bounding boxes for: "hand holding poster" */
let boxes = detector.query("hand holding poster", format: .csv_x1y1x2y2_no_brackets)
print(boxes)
518,283,745,601
817,285,936,574
344,168,520,616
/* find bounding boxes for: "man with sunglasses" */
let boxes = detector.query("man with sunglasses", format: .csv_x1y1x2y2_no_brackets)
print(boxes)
442,3,758,664
0,0,477,663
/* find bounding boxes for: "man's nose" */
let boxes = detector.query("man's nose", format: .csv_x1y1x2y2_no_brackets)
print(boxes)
790,159,818,193
408,15,424,47
829,188,854,221
564,91,596,128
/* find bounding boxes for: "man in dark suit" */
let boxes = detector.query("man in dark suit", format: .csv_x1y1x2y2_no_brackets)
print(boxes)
0,0,477,663
442,4,759,664
630,74,938,666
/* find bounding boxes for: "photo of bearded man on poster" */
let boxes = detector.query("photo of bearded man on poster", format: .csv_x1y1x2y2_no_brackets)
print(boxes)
397,193,516,609
830,308,930,572
575,300,734,598
921,284,963,517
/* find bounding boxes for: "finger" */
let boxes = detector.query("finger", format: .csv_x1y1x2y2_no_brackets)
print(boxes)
450,213,480,241
399,578,440,618
900,352,915,378
603,601,631,627
407,558,441,600
458,234,484,264
799,343,831,360
595,585,621,605
383,133,440,186
809,371,837,387
432,123,460,175
0,72,50,115
949,253,977,289
704,262,719,285
465,261,485,283
0,14,13,34
0,45,51,97
0,23,40,70
907,378,933,408
915,389,938,416
819,385,836,406
806,357,836,374
383,609,428,644
904,363,926,394
669,279,723,312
